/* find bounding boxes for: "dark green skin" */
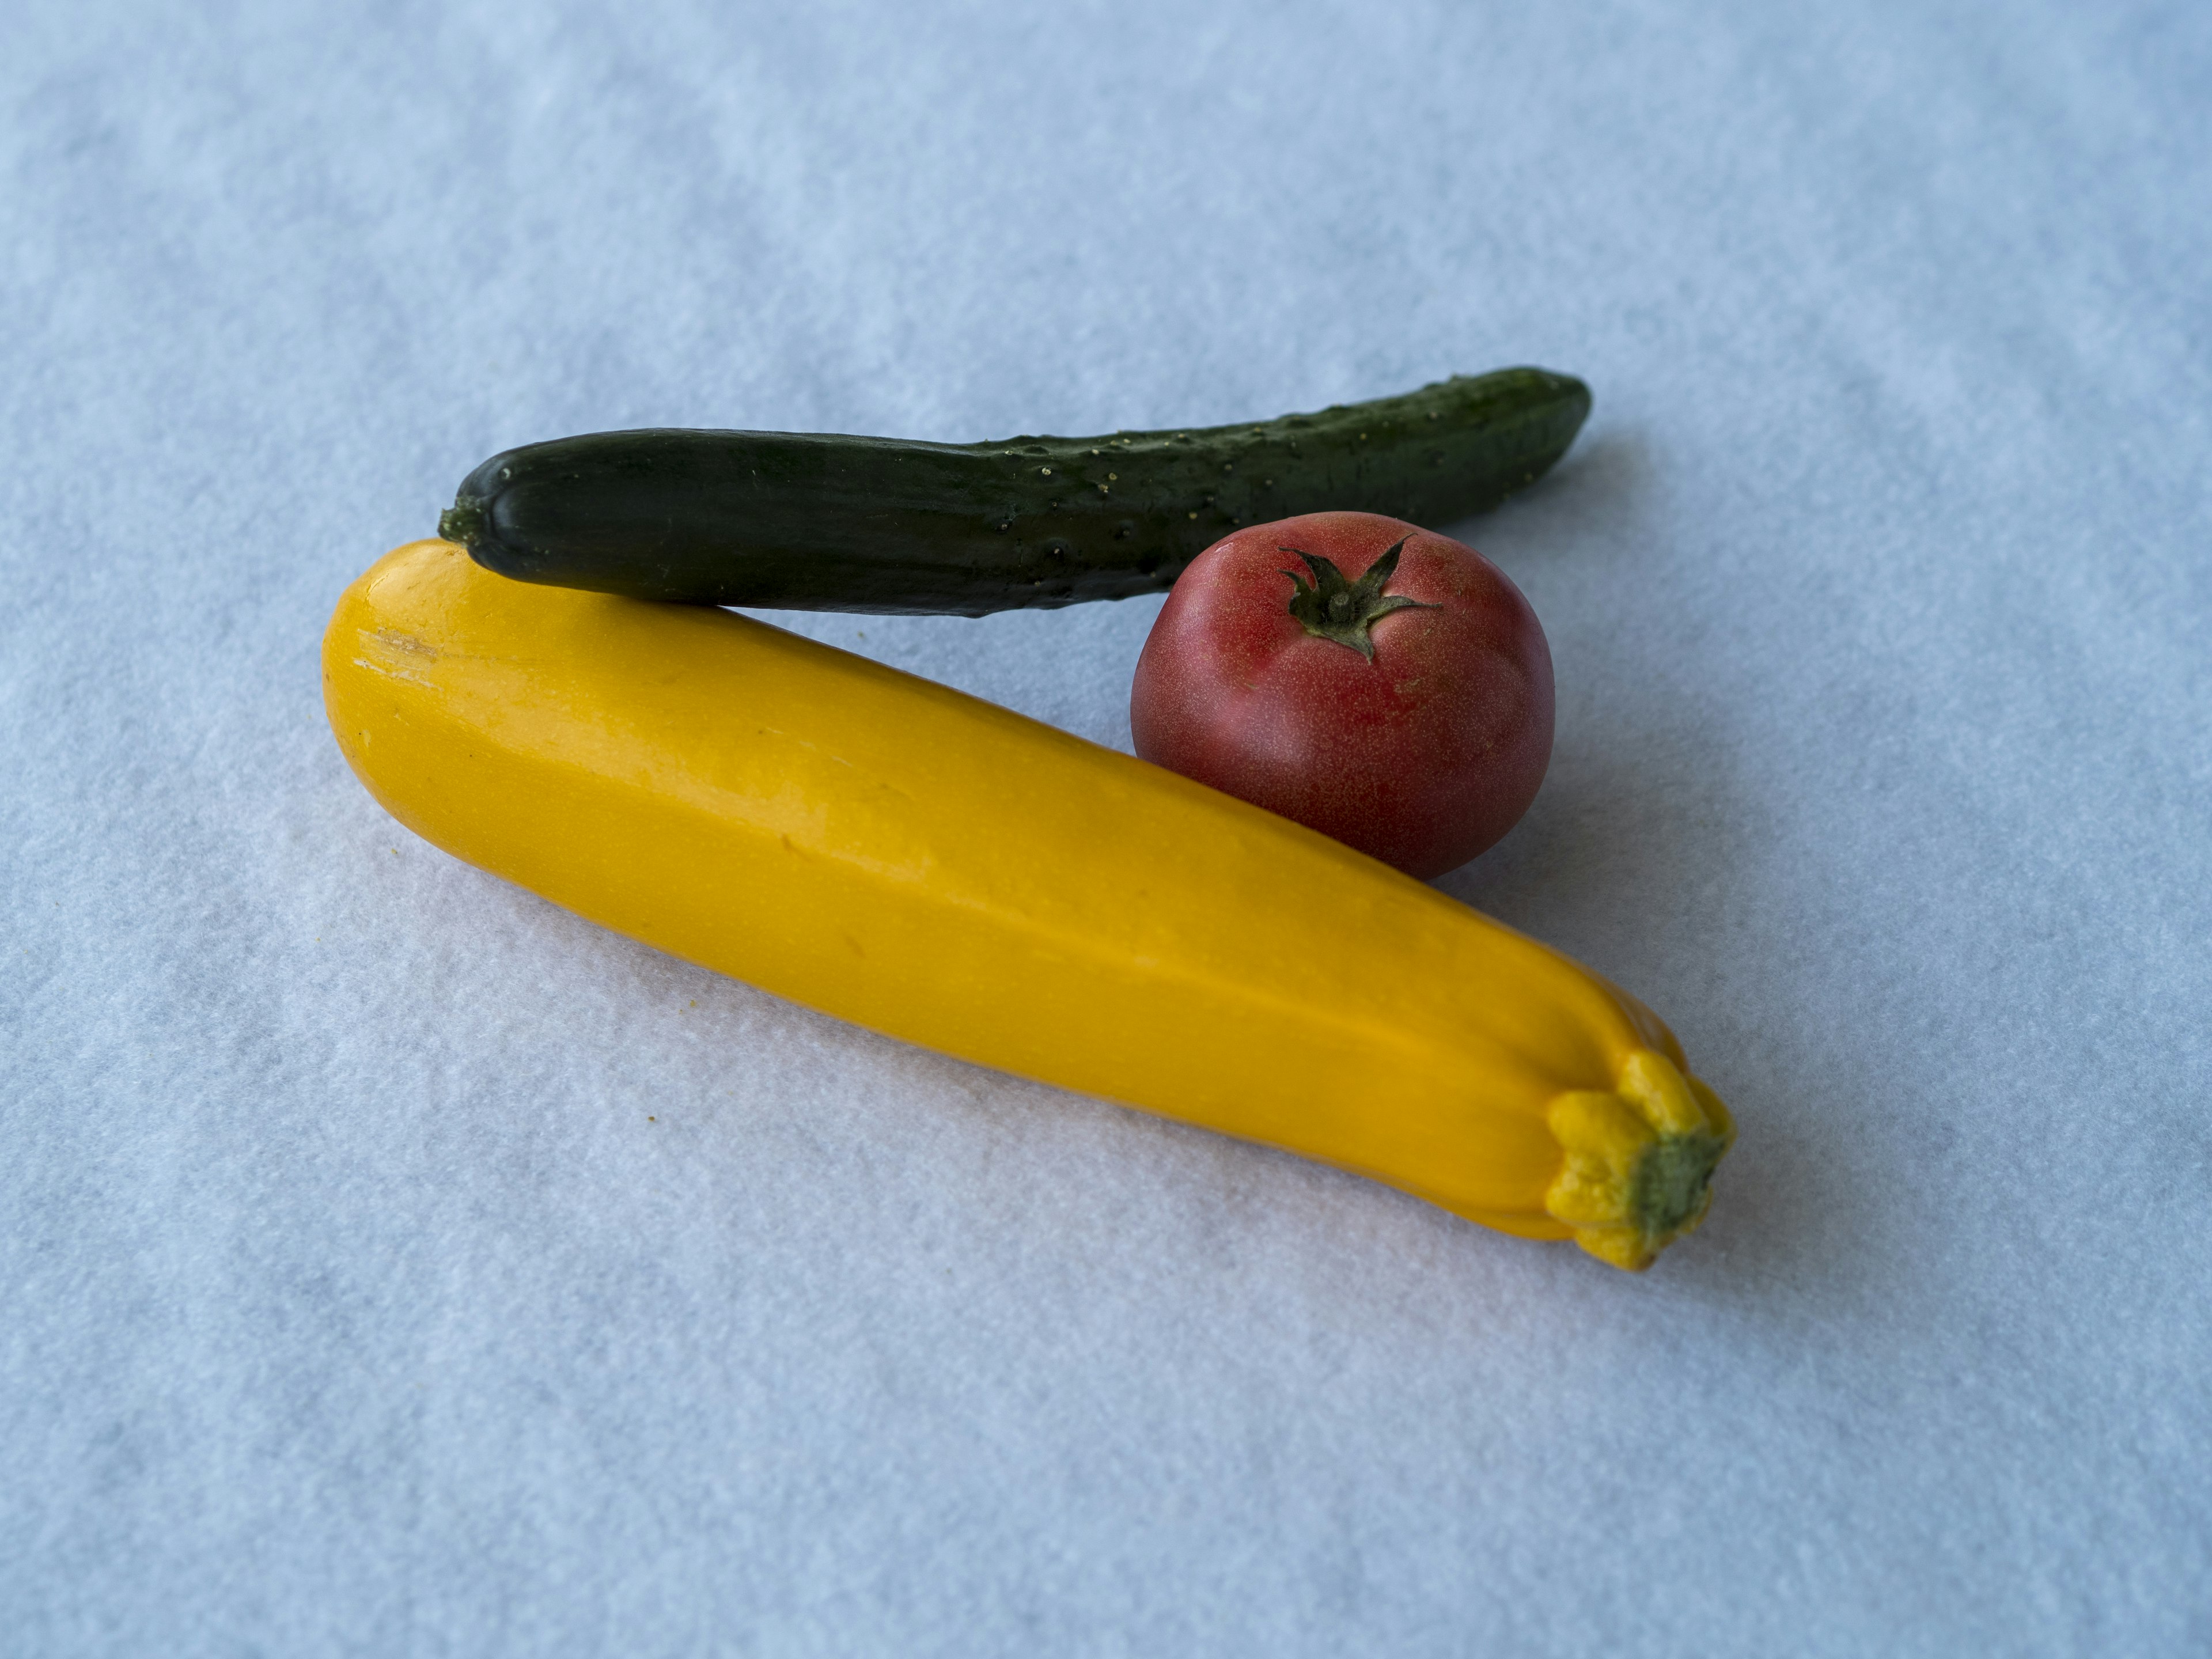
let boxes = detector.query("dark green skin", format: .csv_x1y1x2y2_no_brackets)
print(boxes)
438,367,1591,616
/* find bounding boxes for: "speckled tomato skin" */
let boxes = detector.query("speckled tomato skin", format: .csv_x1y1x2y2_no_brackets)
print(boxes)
1130,512,1553,879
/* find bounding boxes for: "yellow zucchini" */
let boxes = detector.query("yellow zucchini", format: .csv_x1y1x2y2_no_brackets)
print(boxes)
323,540,1733,1268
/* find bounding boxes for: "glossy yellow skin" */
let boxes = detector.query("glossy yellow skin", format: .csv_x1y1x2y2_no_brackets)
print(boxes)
324,541,1733,1267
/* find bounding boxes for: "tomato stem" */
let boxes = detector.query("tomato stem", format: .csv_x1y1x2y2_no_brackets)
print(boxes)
1279,536,1435,660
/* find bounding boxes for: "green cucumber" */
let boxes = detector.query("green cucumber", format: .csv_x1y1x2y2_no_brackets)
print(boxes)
437,367,1590,616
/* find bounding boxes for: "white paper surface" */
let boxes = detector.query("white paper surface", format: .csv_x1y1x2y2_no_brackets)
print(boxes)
5,1,2208,1652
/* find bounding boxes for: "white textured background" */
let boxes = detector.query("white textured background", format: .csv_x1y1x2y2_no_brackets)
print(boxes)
5,1,2209,1653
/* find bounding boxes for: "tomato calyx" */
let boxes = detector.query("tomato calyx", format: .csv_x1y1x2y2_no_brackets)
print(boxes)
1279,536,1437,661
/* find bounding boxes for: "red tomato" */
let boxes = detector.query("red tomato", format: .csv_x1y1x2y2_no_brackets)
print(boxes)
1130,511,1553,880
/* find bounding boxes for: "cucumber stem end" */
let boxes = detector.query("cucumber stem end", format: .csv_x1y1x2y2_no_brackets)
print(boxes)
439,500,484,548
